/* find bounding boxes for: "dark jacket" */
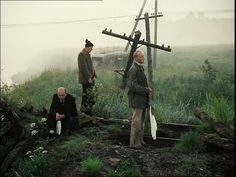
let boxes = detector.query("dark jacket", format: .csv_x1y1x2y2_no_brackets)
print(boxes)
49,93,78,118
127,62,149,109
78,49,96,84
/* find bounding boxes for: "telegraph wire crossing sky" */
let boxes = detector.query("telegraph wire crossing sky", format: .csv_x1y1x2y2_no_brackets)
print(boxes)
1,0,234,25
1,8,234,28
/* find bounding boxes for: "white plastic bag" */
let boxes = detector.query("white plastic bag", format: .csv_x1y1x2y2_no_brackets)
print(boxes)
56,120,62,135
149,107,157,140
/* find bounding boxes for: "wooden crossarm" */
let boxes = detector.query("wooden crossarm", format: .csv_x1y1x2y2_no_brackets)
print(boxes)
102,29,171,52
102,29,134,41
135,14,163,21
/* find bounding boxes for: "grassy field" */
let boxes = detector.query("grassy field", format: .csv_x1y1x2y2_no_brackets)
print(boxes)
2,44,234,125
154,44,234,79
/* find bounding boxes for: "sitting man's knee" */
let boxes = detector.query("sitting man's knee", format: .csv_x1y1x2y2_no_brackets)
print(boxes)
69,116,79,131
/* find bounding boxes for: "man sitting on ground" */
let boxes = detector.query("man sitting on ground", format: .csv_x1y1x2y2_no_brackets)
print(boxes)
47,87,78,135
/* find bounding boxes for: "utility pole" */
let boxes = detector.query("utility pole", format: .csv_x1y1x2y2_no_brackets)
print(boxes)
144,12,153,95
102,28,171,89
153,0,158,69
124,0,147,52
135,12,164,99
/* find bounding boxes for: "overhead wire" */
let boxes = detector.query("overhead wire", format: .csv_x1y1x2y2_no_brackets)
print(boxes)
1,15,136,28
1,9,233,28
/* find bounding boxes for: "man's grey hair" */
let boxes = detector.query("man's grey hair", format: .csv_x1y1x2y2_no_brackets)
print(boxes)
133,50,144,59
57,87,67,93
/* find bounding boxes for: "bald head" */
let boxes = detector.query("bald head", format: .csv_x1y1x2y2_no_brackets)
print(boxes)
133,50,144,64
57,87,67,102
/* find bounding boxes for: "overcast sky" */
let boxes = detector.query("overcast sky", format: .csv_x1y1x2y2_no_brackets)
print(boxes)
0,0,234,83
1,0,234,24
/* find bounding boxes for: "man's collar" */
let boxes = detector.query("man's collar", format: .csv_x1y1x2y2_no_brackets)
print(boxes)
134,61,144,66
82,48,89,54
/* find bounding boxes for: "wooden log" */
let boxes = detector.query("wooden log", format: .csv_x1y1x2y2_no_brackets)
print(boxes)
0,136,36,175
145,136,180,148
81,115,183,139
0,100,27,165
103,130,179,148
0,138,19,163
78,116,98,128
158,122,196,133
202,133,234,153
77,112,130,128
77,113,200,144
0,103,24,139
157,127,180,138
97,117,130,125
78,112,196,134
193,108,234,140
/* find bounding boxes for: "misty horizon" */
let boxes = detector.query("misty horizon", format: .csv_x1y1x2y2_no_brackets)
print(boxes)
1,0,234,84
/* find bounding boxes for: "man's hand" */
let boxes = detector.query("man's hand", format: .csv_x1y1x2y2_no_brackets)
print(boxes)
148,87,152,98
88,78,92,84
60,114,65,119
92,77,96,82
56,113,65,120
56,113,60,120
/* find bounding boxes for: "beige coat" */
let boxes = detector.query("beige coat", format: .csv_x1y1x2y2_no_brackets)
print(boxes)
78,49,96,84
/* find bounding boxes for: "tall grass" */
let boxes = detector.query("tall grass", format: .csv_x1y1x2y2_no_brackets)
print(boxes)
173,131,207,153
153,59,234,123
4,68,80,109
81,157,103,177
54,134,87,159
203,96,234,128
108,160,139,177
5,153,49,177
92,82,131,118
2,45,234,125
176,153,213,177
195,123,215,134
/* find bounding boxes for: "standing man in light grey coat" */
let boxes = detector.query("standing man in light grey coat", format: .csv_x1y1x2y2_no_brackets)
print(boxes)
127,50,152,148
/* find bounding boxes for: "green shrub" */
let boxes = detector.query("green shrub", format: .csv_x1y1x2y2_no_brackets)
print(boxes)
177,153,212,177
54,135,86,159
83,127,104,140
153,102,197,124
81,157,103,176
174,131,206,153
203,96,234,128
108,160,139,177
201,59,217,83
107,124,123,133
92,83,130,118
5,68,80,109
6,153,48,177
195,123,215,134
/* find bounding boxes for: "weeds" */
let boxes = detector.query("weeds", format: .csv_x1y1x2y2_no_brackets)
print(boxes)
195,123,215,134
108,160,139,177
203,96,234,128
5,152,48,177
54,134,87,159
176,153,213,177
201,59,217,83
173,131,207,153
3,46,234,125
92,83,130,118
81,157,103,176
107,124,123,133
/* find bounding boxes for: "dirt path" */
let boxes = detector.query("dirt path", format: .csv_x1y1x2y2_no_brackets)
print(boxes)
45,130,234,177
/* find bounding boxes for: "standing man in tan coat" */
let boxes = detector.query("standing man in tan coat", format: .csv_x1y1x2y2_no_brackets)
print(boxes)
127,50,152,148
78,39,96,116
